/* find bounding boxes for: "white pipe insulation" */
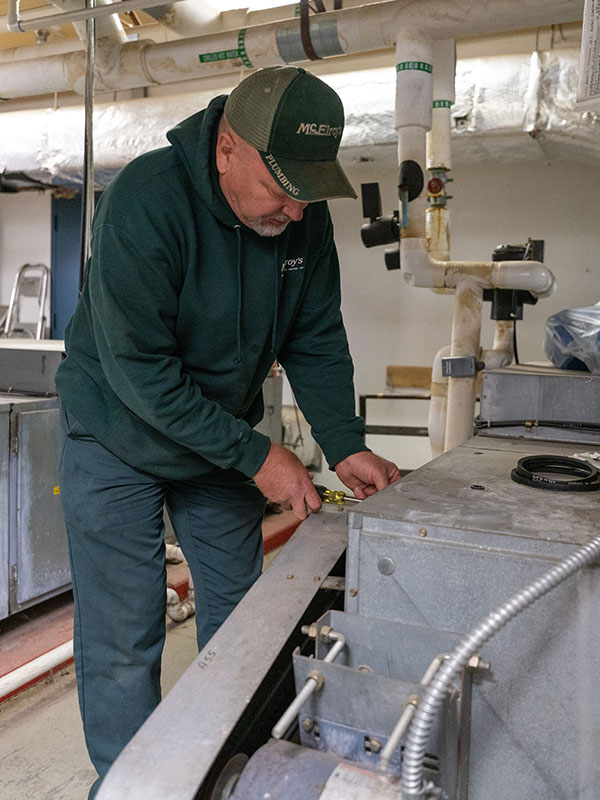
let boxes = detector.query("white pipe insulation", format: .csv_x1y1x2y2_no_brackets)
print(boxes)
0,640,74,701
427,344,450,458
443,277,483,451
141,0,222,38
392,22,554,454
401,238,556,297
48,0,127,45
0,0,584,99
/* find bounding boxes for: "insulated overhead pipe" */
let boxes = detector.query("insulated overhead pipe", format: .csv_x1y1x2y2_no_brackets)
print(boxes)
0,0,585,99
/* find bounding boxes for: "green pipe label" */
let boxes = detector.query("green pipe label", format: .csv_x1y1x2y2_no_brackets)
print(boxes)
433,100,453,108
198,29,253,68
396,61,433,73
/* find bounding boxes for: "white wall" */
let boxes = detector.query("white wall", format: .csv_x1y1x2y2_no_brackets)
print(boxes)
0,192,52,327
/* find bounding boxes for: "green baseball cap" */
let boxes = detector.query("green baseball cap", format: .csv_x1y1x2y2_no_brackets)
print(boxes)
224,66,357,203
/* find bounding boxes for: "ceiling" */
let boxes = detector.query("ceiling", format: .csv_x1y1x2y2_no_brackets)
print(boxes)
0,0,157,51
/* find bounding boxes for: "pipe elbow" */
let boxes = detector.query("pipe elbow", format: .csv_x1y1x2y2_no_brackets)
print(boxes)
491,260,556,298
401,238,446,288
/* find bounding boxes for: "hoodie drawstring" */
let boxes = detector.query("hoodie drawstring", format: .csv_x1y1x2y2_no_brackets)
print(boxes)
234,225,242,363
272,240,280,357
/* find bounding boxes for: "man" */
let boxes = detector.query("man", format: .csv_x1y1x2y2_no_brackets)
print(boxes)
56,65,400,797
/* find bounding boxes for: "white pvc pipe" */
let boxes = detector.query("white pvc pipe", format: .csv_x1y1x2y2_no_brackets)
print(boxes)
444,277,483,452
49,0,127,45
427,38,455,171
480,320,514,371
142,0,221,37
428,344,450,458
0,640,74,701
0,0,585,100
401,238,556,297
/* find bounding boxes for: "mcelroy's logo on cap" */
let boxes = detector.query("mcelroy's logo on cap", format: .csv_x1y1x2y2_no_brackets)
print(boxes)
296,122,343,138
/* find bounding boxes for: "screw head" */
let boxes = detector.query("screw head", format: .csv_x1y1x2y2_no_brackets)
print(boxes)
302,718,314,732
378,556,396,576
349,587,358,597
418,527,428,537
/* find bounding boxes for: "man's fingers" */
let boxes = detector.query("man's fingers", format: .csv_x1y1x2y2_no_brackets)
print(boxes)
291,496,310,520
305,484,322,512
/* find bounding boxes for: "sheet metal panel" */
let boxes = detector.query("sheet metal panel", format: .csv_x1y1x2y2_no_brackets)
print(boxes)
479,364,600,444
0,342,63,395
12,403,69,608
347,437,600,800
0,400,10,619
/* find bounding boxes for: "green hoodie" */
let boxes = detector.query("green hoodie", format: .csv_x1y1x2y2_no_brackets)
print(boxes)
55,95,366,480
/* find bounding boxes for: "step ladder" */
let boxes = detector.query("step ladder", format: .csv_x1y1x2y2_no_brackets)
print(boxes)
1,263,50,339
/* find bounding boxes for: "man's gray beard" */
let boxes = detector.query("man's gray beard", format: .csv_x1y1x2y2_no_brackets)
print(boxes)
246,214,290,237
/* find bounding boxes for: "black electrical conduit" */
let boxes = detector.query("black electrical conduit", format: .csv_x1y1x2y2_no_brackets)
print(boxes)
400,531,600,798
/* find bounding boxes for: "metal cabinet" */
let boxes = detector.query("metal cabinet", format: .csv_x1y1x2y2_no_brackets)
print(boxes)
1,395,69,620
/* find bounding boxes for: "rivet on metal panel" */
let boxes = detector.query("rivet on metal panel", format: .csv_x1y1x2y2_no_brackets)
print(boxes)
418,527,428,537
287,573,294,579
378,556,396,575
349,587,358,596
313,575,321,582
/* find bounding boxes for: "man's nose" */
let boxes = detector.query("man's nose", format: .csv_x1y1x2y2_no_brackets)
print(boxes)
282,199,308,222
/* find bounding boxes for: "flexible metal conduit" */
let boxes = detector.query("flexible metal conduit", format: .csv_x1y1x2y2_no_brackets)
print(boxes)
400,532,600,799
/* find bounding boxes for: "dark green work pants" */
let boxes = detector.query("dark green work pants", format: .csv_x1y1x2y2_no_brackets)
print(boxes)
58,405,266,799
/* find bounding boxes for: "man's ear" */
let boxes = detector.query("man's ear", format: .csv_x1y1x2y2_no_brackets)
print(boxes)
216,130,236,176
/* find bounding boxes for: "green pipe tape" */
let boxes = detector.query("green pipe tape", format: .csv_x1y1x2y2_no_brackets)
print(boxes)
396,61,433,73
198,29,253,68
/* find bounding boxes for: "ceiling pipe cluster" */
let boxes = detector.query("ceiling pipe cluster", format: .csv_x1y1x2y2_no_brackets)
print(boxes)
46,0,127,44
6,0,186,32
0,0,584,100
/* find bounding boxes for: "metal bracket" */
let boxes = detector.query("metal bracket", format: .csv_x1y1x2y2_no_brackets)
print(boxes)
441,356,484,378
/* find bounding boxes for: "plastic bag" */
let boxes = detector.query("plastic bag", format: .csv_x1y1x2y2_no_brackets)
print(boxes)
544,306,600,374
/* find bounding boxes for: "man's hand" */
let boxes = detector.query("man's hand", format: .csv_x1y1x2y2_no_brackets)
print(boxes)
334,451,401,500
253,443,322,520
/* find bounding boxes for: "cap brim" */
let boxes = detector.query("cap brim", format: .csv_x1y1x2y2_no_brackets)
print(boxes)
259,152,357,203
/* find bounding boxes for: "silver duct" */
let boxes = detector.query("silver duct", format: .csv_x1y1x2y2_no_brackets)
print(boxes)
0,49,597,189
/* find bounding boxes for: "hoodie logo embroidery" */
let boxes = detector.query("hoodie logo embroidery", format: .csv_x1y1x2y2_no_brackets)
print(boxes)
281,257,304,274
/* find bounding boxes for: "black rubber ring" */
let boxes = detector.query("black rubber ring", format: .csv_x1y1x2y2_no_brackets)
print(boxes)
511,455,600,492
